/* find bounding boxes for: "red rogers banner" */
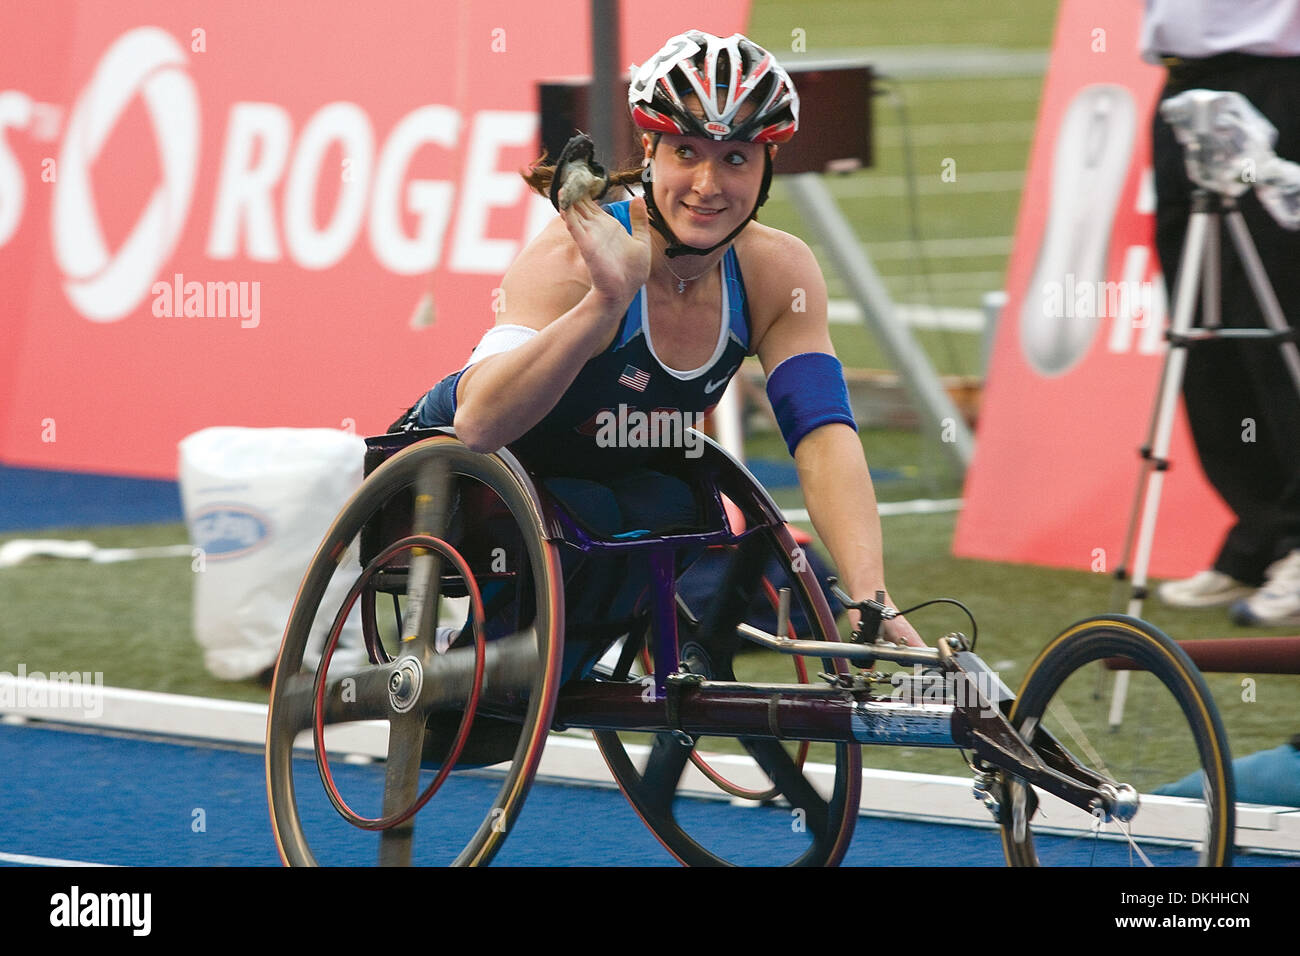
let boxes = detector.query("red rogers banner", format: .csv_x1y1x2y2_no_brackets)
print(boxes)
953,0,1234,578
0,1,749,478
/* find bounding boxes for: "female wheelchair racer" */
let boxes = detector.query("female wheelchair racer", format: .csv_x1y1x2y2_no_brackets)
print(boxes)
391,30,924,674
268,30,1237,867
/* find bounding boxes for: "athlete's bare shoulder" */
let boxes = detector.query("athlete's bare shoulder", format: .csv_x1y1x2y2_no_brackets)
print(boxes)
732,222,828,348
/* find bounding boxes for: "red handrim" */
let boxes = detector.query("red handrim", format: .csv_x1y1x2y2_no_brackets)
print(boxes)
312,534,486,831
673,576,811,802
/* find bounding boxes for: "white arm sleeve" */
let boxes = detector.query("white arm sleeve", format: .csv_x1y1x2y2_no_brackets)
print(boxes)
460,324,540,370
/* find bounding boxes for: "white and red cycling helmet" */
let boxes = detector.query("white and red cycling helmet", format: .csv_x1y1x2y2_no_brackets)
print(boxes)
628,31,799,257
628,30,799,145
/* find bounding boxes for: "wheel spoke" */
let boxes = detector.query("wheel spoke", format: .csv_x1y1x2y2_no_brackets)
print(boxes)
378,710,427,866
1116,818,1155,867
640,733,696,819
474,629,543,709
1045,697,1113,781
278,666,396,735
402,458,454,657
739,738,829,834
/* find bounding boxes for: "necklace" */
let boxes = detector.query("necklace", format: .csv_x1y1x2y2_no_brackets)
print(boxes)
664,259,714,294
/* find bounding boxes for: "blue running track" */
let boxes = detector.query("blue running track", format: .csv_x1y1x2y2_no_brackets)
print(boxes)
2,721,1293,867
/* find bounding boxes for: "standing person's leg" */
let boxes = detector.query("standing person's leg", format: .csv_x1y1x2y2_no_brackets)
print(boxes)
1231,62,1300,566
1223,60,1300,624
1154,62,1300,606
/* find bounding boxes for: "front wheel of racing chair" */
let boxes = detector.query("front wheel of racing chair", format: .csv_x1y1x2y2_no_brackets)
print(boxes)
265,430,565,866
587,437,863,866
998,615,1235,866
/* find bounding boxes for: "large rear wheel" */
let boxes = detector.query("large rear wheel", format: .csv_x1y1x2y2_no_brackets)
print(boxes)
266,435,565,866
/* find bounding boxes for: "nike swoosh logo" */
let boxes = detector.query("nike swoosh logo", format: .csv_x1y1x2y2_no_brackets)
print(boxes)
703,365,739,394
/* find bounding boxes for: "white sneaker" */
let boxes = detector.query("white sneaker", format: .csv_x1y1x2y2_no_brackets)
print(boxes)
1157,570,1255,608
1230,551,1300,627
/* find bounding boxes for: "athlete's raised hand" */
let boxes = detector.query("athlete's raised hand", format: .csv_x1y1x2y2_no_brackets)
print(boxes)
560,195,651,310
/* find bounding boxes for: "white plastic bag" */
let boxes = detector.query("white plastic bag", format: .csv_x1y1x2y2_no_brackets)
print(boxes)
179,427,367,680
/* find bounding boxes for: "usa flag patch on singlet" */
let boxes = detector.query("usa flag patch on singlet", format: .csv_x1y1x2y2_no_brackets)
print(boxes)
617,365,651,391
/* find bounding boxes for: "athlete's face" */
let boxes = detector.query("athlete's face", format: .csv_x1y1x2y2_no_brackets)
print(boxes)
642,97,771,251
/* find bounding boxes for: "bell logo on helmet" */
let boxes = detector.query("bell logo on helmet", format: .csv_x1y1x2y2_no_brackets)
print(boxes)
704,121,730,136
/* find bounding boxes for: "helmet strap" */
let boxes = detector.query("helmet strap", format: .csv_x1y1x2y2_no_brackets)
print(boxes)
641,139,775,259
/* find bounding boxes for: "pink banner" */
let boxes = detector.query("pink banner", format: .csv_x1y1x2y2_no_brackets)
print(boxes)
953,0,1234,578
0,1,750,477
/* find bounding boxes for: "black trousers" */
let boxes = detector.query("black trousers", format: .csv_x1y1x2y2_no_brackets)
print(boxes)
1152,54,1300,584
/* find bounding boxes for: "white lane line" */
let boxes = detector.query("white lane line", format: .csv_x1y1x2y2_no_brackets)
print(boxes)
864,236,1014,260
808,170,1027,197
829,300,986,331
783,499,964,523
0,850,115,867
875,121,1036,146
0,539,192,568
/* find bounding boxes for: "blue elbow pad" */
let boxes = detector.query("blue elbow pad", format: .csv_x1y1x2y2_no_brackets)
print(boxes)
765,352,858,457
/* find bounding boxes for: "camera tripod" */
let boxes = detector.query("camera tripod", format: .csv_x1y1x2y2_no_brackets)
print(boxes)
1109,187,1300,725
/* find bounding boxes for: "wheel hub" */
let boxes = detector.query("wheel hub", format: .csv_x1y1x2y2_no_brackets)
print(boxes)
1098,782,1140,823
388,657,423,714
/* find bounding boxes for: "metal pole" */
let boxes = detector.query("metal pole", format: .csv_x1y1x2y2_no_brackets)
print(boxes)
784,172,974,469
590,0,620,163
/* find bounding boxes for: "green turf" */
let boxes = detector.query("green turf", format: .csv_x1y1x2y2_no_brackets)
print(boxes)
746,0,1056,373
747,0,1058,51
825,325,984,380
744,1,1058,489
0,522,269,705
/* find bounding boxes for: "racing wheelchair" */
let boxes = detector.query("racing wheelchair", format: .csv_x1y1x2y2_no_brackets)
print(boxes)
265,428,1235,866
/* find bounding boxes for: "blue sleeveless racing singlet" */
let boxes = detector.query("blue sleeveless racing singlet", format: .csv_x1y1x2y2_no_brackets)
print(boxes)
455,200,754,478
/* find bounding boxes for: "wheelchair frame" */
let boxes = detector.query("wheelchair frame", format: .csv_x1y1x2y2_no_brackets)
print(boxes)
265,428,1236,867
